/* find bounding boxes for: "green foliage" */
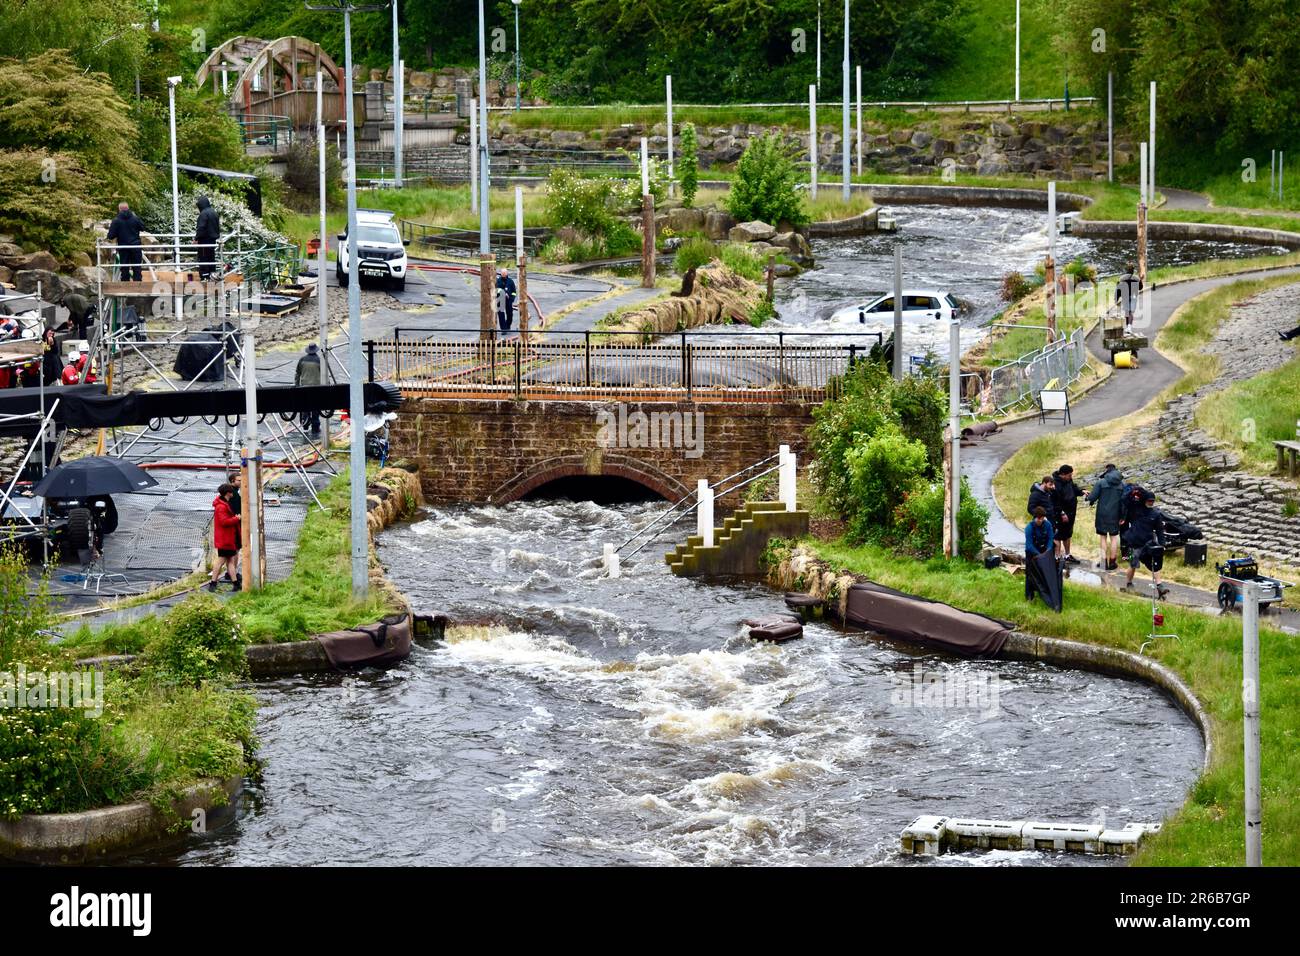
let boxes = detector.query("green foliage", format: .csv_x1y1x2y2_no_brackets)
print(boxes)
129,85,249,174
678,122,700,207
891,374,948,471
283,136,344,210
726,134,807,227
544,168,641,258
747,298,777,327
0,550,49,666
894,477,990,560
719,242,766,281
1000,270,1033,303
1063,257,1098,284
843,424,931,542
673,236,716,275
0,0,152,94
144,596,249,687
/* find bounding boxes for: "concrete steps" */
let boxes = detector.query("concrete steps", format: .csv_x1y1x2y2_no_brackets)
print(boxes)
667,501,808,577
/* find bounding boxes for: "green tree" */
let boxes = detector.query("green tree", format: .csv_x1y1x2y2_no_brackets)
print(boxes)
0,0,152,93
0,151,100,257
726,133,807,227
844,424,930,542
678,122,699,207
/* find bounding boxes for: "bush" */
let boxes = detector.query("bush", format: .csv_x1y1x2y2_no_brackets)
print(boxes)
1064,256,1098,284
844,424,930,542
748,298,777,327
281,136,343,210
674,237,716,275
719,242,765,281
678,122,699,207
544,167,646,258
1000,270,1033,303
726,133,807,227
894,477,990,561
145,596,249,687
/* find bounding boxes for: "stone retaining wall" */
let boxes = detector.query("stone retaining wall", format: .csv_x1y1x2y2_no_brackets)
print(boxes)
1072,219,1300,251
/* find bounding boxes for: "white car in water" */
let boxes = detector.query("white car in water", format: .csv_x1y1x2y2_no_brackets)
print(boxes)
832,289,964,325
337,209,409,291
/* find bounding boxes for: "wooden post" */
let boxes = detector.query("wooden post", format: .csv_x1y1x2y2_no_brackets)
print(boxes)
766,254,775,302
641,193,656,288
518,253,529,342
480,253,496,340
1044,253,1057,341
1137,202,1148,286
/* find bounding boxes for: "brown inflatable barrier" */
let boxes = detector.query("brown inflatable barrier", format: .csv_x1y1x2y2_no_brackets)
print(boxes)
748,620,804,643
843,582,1013,657
314,613,413,669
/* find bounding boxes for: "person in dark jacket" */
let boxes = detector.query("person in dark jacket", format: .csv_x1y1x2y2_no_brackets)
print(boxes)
208,483,242,592
1122,490,1170,598
1024,506,1055,601
1116,265,1142,331
495,268,517,334
1086,463,1124,570
1050,464,1082,564
194,196,221,280
40,328,62,386
294,343,323,437
1027,475,1056,520
105,202,145,282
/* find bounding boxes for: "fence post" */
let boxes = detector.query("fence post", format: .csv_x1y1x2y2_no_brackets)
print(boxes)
514,340,522,398
393,332,401,381
685,340,693,400
584,331,592,388
697,479,714,547
680,332,688,388
779,445,796,512
366,340,375,382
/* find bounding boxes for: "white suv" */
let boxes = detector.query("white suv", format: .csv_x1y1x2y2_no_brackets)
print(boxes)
337,209,409,291
833,289,962,324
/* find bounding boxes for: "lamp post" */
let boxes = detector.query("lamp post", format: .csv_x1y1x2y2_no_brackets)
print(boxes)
166,75,182,319
306,0,389,599
476,0,495,338
392,0,402,187
1014,0,1021,102
512,0,522,112
841,0,850,201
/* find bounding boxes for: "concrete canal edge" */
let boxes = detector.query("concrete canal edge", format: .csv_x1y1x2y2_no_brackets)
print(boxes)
1072,218,1300,250
0,776,242,865
766,546,1213,775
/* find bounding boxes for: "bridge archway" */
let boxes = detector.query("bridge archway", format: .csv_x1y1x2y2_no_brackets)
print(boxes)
195,36,348,127
488,455,688,505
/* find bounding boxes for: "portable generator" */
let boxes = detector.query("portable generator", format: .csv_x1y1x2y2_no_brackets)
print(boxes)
1215,553,1292,612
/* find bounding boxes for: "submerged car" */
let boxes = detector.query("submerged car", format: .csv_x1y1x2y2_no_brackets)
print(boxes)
832,289,964,325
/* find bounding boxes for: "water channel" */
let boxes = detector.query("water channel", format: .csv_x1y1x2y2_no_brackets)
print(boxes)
139,202,1258,866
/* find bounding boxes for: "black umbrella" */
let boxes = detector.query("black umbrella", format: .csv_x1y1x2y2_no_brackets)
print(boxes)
32,456,159,498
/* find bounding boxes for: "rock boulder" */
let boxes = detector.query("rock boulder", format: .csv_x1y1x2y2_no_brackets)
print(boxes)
728,220,776,243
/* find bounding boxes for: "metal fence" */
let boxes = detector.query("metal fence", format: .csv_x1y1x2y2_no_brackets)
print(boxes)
986,328,1089,413
365,329,882,403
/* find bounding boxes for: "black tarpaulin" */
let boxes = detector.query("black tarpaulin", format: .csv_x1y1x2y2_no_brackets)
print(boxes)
843,581,1015,657
0,384,106,438
1026,551,1064,612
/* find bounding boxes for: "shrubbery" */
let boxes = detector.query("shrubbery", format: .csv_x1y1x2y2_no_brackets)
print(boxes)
673,237,716,275
718,242,766,282
999,270,1034,303
726,134,807,227
544,168,643,259
678,122,699,207
145,596,249,687
810,360,989,556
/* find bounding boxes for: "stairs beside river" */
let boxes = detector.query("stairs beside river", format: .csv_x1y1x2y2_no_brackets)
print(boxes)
666,501,809,577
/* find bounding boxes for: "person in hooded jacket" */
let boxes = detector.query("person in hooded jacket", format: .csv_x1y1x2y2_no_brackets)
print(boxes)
1050,464,1082,564
195,196,221,280
106,202,145,281
1122,489,1170,598
208,482,242,592
40,328,63,386
1027,475,1056,520
1086,463,1124,570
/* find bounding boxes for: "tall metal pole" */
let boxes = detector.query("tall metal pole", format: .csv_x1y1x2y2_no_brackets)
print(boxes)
513,0,521,111
892,244,903,381
469,97,479,212
1243,580,1262,866
392,0,402,187
478,0,491,255
816,0,822,91
855,64,862,177
317,71,332,405
1107,71,1114,182
167,77,183,320
1271,149,1276,199
1014,0,1021,102
1045,180,1057,340
666,74,674,195
841,0,850,201
242,319,262,590
809,84,818,200
342,8,368,598
1149,81,1156,198
948,317,961,556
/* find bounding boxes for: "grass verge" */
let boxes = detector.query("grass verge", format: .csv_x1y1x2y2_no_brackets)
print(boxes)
800,535,1298,865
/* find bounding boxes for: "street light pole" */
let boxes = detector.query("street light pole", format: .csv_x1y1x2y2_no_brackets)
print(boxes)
166,75,183,320
841,0,850,201
478,0,490,254
512,0,521,112
306,0,388,599
392,0,402,187
1014,0,1021,102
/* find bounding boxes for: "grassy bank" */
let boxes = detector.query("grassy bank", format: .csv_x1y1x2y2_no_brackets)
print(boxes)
992,273,1300,591
1197,341,1300,476
798,536,1297,865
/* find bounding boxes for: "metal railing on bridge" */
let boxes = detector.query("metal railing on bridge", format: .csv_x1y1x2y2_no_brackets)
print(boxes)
398,220,551,259
364,328,883,403
237,113,295,152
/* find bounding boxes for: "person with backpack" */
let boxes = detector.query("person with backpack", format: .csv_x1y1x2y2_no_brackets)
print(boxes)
1024,506,1055,601
1122,489,1170,598
1086,463,1124,571
1050,464,1082,564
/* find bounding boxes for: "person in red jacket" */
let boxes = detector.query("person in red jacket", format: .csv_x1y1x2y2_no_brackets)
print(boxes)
208,482,242,592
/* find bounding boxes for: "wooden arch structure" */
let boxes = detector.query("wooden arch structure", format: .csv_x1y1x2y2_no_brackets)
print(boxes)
194,36,359,128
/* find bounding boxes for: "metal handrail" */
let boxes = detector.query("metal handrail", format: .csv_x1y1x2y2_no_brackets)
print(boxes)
618,452,780,558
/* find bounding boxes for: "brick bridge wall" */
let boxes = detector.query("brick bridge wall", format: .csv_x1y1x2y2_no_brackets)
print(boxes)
389,398,816,505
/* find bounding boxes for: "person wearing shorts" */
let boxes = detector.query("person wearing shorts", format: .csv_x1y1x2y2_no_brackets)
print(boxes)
1087,463,1124,571
209,482,242,592
1122,490,1170,598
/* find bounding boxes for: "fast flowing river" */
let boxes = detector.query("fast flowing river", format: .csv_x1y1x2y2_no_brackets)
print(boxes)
149,496,1204,867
